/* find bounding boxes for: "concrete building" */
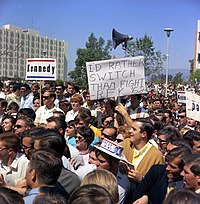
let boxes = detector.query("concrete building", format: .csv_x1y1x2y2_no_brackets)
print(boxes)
0,24,68,81
194,20,200,72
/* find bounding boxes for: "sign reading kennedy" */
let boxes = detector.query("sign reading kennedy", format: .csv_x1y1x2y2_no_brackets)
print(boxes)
86,56,146,100
25,58,56,81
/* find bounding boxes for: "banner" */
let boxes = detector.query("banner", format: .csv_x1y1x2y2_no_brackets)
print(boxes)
86,56,146,100
25,58,56,81
177,91,186,105
186,91,200,122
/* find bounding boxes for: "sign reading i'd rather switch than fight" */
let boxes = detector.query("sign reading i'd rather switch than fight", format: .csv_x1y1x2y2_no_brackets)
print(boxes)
25,58,56,81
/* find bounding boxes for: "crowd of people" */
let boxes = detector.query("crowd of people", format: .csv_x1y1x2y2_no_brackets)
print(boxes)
0,79,199,204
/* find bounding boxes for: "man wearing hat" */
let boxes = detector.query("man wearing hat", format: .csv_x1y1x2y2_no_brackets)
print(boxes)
95,138,130,204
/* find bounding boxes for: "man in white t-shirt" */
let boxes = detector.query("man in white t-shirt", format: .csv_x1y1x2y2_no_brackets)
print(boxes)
34,90,64,127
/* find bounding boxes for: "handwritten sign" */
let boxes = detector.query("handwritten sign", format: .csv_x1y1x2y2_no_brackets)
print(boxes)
177,91,186,105
25,58,56,81
186,91,200,122
86,56,146,100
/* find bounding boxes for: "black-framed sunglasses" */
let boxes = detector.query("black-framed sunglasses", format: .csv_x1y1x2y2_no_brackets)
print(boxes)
102,133,114,141
116,138,124,143
43,96,50,100
14,124,23,129
177,115,185,119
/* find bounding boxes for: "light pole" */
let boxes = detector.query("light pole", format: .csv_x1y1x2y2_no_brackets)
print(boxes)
164,27,173,97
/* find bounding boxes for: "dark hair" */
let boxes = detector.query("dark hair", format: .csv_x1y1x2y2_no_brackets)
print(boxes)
134,118,154,140
16,116,35,128
183,154,200,176
46,116,67,135
76,126,94,146
33,186,68,204
165,146,192,170
0,81,4,89
2,115,16,125
0,98,8,110
75,113,91,126
158,126,181,142
183,130,200,148
0,186,24,204
12,83,21,92
0,132,20,152
17,108,36,121
149,115,163,131
33,129,66,157
29,149,62,185
7,101,19,112
168,138,192,151
163,188,200,204
52,111,65,121
68,184,114,204
44,90,56,101
20,83,31,90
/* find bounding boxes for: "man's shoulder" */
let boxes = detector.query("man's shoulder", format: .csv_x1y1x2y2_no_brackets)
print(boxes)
23,187,40,204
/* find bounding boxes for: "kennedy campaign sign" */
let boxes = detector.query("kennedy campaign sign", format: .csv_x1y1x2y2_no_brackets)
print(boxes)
25,58,56,80
86,56,146,100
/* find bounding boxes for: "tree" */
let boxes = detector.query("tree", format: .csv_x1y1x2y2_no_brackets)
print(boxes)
68,33,112,89
173,72,183,84
190,69,200,83
189,59,194,74
126,34,164,81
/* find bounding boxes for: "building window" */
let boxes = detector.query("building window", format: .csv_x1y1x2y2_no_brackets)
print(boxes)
198,54,200,62
10,31,14,37
198,32,200,41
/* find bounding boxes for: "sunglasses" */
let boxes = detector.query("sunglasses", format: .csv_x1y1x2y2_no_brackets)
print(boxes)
75,136,85,141
14,124,23,129
102,133,114,141
116,138,124,143
157,138,167,144
43,96,50,100
177,115,185,119
56,88,62,90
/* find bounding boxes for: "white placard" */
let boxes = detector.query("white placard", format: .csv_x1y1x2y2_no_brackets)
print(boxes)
86,56,146,100
177,91,186,104
186,91,200,122
25,58,56,81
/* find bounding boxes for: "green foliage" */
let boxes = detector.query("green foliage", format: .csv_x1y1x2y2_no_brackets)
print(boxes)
55,79,64,86
173,72,183,84
190,69,200,83
68,33,112,89
126,34,164,81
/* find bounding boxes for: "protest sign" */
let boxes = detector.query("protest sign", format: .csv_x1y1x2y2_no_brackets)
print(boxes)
25,58,56,80
86,56,145,100
186,91,200,122
177,91,186,105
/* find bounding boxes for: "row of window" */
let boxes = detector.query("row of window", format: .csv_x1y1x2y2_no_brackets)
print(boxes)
0,31,64,46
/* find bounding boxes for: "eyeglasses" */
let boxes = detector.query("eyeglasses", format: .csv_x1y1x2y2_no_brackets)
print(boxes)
43,96,50,100
102,133,114,141
177,115,185,119
14,124,23,129
0,147,9,152
157,138,167,144
21,145,32,150
56,88,62,90
75,136,85,141
116,138,124,143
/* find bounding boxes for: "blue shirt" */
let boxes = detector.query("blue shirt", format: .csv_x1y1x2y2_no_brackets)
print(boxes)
20,93,34,110
24,187,40,204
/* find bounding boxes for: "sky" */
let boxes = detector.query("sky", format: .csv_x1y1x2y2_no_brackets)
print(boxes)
0,0,200,77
